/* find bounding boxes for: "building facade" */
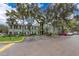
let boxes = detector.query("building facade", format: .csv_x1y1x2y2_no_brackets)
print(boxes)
8,24,39,35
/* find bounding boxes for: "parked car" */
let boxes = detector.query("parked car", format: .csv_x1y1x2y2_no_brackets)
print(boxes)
67,32,73,36
58,32,73,36
73,32,78,35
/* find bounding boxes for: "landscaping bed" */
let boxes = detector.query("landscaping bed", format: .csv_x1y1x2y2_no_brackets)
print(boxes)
0,36,25,43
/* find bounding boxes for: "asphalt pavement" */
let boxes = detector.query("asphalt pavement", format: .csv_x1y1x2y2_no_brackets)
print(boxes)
0,35,79,56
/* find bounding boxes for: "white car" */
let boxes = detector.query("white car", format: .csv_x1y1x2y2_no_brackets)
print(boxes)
73,32,78,35
67,32,73,36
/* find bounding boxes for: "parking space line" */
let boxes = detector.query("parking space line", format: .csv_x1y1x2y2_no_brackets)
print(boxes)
0,43,15,52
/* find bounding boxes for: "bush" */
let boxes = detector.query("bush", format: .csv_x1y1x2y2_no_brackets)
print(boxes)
44,32,52,36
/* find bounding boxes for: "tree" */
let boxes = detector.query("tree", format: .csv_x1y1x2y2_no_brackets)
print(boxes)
31,4,46,35
16,3,37,35
46,3,77,33
16,3,29,35
6,10,17,35
0,24,8,33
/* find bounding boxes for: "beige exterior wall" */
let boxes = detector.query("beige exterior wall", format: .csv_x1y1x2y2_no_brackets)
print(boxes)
8,25,39,35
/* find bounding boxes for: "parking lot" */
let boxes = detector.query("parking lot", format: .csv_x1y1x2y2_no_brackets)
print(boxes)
0,35,79,56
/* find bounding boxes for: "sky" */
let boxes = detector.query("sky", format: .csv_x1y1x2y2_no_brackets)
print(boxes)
7,3,16,8
0,3,79,25
0,3,49,25
0,3,16,25
7,3,48,10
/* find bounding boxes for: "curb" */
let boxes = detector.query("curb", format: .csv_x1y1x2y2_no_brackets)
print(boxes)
0,37,25,43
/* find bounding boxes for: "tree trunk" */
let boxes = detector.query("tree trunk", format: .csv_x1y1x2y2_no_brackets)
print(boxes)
40,22,44,35
12,25,14,35
22,17,25,35
61,25,64,33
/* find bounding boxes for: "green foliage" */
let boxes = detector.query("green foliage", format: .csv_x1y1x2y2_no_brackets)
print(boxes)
46,3,77,33
0,24,8,33
5,3,78,36
0,36,24,42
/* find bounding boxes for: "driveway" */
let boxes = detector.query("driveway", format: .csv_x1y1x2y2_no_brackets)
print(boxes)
0,35,79,56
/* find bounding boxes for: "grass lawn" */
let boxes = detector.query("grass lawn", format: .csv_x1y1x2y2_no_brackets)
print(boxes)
0,36,25,43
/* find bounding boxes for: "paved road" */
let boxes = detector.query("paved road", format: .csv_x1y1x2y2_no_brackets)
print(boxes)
0,35,79,56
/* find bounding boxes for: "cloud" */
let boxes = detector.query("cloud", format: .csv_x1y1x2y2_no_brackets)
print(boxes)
77,4,79,9
38,3,44,8
0,3,15,25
